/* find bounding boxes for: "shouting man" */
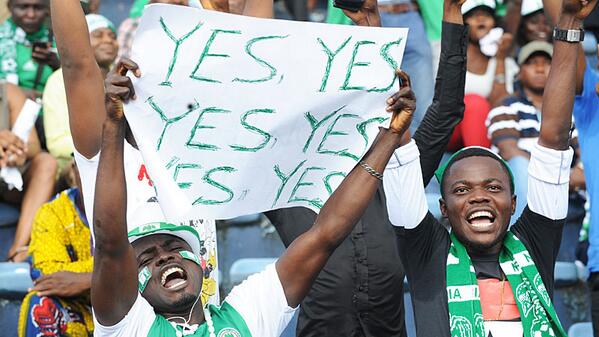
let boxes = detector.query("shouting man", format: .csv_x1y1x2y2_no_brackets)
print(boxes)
384,0,597,336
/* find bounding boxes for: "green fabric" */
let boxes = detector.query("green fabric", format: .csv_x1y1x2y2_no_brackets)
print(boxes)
326,0,353,25
147,302,252,337
434,146,515,190
416,0,442,41
130,0,150,18
0,18,54,91
446,232,566,337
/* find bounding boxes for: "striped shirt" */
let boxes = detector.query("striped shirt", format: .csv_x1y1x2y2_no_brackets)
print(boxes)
486,88,578,155
486,91,541,154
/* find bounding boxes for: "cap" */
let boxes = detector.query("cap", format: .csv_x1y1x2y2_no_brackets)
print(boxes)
521,0,543,16
461,0,496,15
127,202,203,257
517,40,553,65
85,14,116,34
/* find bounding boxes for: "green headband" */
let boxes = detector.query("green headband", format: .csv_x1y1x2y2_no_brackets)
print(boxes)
434,146,515,192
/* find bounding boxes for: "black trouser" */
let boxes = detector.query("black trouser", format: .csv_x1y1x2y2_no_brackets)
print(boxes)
590,272,599,337
266,184,407,337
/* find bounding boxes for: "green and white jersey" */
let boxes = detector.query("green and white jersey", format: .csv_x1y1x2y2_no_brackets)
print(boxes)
94,263,296,337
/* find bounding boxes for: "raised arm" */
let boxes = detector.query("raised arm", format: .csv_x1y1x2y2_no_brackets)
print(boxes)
275,72,413,308
538,0,596,150
542,0,588,94
90,66,138,326
412,0,467,185
50,0,105,158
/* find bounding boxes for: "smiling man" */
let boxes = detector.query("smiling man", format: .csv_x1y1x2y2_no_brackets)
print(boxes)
383,0,597,336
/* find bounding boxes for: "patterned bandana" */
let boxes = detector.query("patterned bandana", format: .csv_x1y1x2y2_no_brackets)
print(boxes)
446,232,566,337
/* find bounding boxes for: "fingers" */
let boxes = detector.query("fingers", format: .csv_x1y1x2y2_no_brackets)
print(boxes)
116,58,142,78
106,74,136,101
395,69,412,90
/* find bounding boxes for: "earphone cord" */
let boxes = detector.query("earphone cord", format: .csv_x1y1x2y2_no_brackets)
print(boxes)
167,291,202,328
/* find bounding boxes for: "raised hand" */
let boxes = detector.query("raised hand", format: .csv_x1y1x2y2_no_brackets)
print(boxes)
104,58,141,122
562,0,598,20
342,0,381,27
495,32,514,60
386,70,415,136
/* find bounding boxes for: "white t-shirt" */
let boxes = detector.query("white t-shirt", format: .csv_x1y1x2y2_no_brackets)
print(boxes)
74,144,219,305
465,57,519,98
93,263,297,337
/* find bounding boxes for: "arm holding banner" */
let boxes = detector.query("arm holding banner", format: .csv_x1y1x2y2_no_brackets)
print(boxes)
412,0,467,185
91,90,138,326
275,72,414,308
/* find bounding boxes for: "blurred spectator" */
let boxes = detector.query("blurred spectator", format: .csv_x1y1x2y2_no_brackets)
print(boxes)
447,0,519,151
2,82,57,262
0,0,60,99
43,14,117,176
18,160,93,337
516,0,551,47
486,41,553,217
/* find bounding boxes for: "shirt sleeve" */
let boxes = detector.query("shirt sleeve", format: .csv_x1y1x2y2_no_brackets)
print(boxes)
526,143,574,220
73,150,100,228
225,263,297,337
383,139,428,229
93,293,156,337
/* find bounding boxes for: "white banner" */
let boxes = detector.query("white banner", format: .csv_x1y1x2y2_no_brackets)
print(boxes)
125,4,408,220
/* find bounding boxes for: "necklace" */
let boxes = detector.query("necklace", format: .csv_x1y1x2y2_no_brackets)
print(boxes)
204,308,216,337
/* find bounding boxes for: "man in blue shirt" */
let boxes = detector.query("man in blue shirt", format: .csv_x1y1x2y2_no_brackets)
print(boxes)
573,49,599,335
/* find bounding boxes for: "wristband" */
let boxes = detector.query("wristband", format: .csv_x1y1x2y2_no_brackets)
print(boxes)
494,74,506,84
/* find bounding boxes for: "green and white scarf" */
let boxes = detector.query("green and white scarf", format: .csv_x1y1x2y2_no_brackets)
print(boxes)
446,232,566,337
0,18,52,89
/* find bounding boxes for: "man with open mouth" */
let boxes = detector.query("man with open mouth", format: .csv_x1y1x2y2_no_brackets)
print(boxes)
383,0,597,336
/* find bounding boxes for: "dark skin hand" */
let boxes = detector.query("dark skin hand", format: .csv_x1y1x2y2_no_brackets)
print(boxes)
31,43,61,70
342,0,381,27
30,272,92,298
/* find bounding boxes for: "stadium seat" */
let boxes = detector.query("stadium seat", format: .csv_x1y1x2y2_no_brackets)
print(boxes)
0,263,32,299
554,261,580,287
228,258,278,286
568,322,593,337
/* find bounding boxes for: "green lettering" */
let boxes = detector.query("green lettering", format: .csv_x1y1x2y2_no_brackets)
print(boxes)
173,163,202,189
159,17,203,87
302,105,345,153
233,35,289,83
272,160,307,207
341,40,376,91
230,108,276,152
190,29,241,83
323,171,346,195
193,166,237,205
356,116,389,149
146,96,199,151
288,167,326,209
317,36,351,92
186,107,231,151
317,113,361,161
369,38,403,92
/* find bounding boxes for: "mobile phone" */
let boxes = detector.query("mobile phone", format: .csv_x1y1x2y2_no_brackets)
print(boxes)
333,0,365,12
32,41,48,51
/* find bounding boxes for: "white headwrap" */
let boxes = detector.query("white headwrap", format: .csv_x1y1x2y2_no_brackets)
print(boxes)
85,14,116,34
